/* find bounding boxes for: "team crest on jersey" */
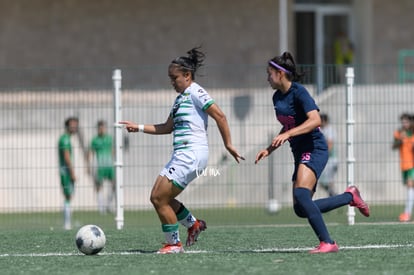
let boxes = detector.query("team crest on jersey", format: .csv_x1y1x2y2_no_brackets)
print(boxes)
172,103,180,116
198,89,210,103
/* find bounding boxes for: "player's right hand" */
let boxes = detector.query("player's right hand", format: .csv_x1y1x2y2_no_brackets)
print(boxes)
119,121,138,132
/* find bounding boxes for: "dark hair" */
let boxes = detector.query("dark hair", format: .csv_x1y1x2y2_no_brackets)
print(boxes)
97,120,107,127
320,113,329,123
64,117,78,128
171,46,205,80
400,113,412,121
268,51,304,82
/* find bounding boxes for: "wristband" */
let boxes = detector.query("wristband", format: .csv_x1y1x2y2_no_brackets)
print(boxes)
138,124,144,132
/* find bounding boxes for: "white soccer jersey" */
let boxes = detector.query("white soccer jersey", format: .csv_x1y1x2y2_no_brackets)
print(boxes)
170,82,214,151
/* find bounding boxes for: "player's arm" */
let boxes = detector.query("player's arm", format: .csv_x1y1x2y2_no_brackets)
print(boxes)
86,147,94,174
205,103,244,163
392,131,402,149
63,149,76,182
271,109,321,148
255,128,283,164
119,116,174,135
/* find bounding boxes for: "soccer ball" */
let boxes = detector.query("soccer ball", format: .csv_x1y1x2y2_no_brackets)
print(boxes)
267,199,281,214
75,225,106,255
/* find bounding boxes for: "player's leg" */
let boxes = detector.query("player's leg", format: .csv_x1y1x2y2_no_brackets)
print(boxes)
293,164,338,253
106,167,116,213
169,150,208,247
95,169,105,214
150,175,184,254
153,150,208,253
61,173,74,230
170,199,207,246
400,169,414,222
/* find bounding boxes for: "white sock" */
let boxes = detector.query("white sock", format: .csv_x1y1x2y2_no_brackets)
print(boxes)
162,223,180,244
405,187,414,215
64,201,71,228
178,213,196,228
107,188,115,211
97,190,105,214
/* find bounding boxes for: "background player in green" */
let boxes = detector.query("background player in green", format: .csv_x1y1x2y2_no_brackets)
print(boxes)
88,120,115,214
58,117,78,230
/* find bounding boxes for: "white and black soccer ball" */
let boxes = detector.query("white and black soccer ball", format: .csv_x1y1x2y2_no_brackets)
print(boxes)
75,224,106,255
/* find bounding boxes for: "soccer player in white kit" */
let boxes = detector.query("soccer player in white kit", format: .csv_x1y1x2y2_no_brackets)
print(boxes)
120,47,244,254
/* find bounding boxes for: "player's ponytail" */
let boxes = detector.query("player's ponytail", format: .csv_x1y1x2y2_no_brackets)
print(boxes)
269,51,304,82
171,46,205,80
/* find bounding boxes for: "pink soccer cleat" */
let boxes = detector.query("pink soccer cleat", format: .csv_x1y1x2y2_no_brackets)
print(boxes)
186,219,207,246
399,212,410,222
309,241,339,254
157,242,184,254
345,185,370,217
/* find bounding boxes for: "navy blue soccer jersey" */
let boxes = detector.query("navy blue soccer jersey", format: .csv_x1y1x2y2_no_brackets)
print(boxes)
272,82,327,153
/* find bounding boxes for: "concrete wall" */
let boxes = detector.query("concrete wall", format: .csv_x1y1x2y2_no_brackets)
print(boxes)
0,0,279,88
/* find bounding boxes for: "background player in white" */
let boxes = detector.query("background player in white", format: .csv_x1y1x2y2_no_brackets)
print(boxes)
120,47,244,254
319,113,338,197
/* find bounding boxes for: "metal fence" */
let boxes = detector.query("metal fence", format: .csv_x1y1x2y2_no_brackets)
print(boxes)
0,64,413,227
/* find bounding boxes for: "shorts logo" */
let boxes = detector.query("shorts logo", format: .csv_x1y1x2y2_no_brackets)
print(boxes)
301,152,311,163
168,167,176,174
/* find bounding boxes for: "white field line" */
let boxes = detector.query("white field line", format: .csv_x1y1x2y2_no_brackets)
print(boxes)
0,243,413,257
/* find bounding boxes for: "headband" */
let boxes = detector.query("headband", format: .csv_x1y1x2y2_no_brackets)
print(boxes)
269,60,291,74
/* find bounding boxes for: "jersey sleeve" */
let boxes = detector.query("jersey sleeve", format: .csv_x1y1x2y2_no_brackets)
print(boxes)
192,87,214,111
296,87,319,113
58,135,71,150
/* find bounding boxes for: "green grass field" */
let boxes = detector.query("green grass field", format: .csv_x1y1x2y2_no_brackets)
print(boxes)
0,206,413,275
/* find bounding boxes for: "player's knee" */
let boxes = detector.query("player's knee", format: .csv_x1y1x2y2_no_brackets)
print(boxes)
150,191,168,209
293,188,312,218
149,193,160,207
293,203,307,218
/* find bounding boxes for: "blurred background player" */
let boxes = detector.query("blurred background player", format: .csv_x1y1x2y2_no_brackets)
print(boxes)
58,117,79,230
392,113,414,222
334,30,354,83
120,47,244,254
88,120,116,214
318,113,338,197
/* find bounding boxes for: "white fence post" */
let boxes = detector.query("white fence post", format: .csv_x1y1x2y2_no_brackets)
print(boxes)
346,67,356,225
113,69,124,230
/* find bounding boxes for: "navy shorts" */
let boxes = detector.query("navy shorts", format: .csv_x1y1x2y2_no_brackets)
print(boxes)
292,146,328,183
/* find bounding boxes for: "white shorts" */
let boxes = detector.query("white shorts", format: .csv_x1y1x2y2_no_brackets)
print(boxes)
160,149,208,190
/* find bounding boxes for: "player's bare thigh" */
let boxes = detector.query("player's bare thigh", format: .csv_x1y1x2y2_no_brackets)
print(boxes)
150,175,183,206
293,164,317,194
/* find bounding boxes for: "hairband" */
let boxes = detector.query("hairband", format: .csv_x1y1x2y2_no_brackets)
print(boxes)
269,60,291,74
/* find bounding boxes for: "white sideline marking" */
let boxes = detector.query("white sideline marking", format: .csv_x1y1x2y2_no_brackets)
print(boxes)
0,243,413,257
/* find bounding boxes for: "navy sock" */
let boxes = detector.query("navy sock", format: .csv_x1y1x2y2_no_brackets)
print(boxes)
293,187,334,244
314,193,353,213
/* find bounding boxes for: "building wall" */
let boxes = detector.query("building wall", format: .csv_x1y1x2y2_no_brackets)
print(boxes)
372,0,413,66
0,0,278,71
0,0,412,87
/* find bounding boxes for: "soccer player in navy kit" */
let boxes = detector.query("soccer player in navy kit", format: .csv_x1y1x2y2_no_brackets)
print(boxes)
255,52,370,253
120,47,244,254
